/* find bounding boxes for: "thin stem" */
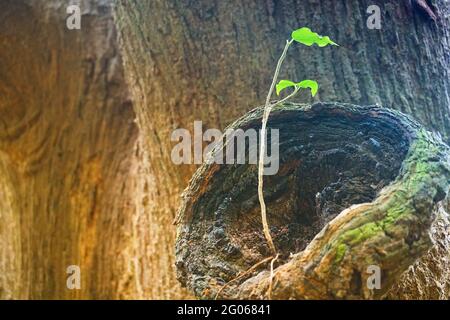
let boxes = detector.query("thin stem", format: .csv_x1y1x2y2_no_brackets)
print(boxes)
258,38,294,255
268,253,279,300
271,88,299,108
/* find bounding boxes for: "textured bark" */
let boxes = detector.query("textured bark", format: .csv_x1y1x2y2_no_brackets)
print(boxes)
0,0,140,299
114,0,450,299
176,102,450,299
1,0,449,299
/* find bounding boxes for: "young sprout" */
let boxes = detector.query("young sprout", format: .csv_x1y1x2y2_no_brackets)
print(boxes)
258,27,338,255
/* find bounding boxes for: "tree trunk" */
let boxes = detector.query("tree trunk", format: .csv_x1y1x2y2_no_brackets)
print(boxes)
0,0,141,299
114,0,450,299
1,0,449,299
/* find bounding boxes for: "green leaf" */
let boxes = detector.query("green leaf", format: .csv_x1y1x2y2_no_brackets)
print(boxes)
297,80,319,97
275,79,319,97
276,80,296,95
291,27,338,47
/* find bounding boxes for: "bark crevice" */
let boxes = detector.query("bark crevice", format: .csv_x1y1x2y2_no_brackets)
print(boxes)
176,102,450,299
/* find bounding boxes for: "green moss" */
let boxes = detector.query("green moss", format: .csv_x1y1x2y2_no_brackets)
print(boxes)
382,204,406,227
331,128,449,265
343,222,382,246
335,243,348,263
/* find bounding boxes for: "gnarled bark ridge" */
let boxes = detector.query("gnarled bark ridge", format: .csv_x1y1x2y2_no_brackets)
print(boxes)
176,102,450,299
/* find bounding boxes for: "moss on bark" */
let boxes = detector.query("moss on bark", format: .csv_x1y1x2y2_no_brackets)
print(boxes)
176,102,450,299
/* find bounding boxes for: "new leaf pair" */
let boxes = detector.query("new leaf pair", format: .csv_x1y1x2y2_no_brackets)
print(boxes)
276,27,338,97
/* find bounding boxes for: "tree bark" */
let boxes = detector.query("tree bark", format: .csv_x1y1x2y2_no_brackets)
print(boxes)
0,0,140,299
176,102,450,299
114,0,450,299
1,0,449,299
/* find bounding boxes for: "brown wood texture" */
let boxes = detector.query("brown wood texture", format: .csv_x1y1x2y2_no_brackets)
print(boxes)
0,0,449,299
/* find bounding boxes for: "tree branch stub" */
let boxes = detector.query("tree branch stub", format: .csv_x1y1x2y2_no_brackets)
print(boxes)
175,102,450,299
